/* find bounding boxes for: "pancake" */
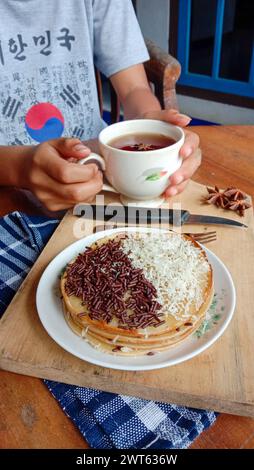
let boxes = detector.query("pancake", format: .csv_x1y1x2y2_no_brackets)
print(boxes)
60,231,213,356
63,301,211,356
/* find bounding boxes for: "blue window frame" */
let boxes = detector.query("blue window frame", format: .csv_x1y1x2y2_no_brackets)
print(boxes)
177,0,254,98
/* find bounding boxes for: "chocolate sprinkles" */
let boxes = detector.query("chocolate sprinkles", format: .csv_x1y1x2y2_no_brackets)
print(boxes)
64,238,163,329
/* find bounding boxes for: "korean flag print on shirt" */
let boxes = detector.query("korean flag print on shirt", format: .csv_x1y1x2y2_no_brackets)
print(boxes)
0,0,148,146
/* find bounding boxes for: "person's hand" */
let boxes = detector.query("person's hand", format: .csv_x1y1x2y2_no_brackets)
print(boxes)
23,137,103,211
141,109,201,197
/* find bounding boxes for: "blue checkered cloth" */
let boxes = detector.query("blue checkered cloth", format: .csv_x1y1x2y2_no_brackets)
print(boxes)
0,212,216,449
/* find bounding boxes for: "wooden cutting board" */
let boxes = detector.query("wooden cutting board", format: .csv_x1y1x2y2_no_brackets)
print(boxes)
0,180,254,417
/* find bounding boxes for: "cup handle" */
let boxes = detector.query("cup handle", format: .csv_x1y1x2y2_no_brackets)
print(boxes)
78,153,118,193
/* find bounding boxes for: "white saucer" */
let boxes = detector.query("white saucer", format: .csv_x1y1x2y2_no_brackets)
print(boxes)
120,194,165,208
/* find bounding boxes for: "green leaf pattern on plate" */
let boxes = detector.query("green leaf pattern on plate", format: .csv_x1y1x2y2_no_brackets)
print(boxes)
195,290,226,338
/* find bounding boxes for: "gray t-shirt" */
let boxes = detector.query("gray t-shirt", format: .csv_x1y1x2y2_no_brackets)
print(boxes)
0,0,149,145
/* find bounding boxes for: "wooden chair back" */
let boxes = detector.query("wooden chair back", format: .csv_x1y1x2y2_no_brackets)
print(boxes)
96,38,181,124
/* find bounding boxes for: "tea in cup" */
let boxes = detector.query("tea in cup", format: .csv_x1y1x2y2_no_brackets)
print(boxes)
79,119,184,206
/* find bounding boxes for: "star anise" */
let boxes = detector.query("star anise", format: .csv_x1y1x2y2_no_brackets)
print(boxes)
205,185,252,216
205,186,228,208
137,143,153,151
224,199,252,217
223,187,248,201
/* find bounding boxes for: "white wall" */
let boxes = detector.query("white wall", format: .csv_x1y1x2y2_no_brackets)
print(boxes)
178,95,254,125
136,0,170,51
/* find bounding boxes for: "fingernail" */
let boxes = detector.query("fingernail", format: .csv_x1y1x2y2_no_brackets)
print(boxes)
168,187,178,196
74,144,89,155
181,146,192,158
174,175,184,185
177,113,191,121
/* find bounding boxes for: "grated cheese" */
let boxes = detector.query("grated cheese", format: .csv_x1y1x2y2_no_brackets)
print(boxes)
112,335,119,344
81,326,89,337
122,233,210,321
121,346,133,353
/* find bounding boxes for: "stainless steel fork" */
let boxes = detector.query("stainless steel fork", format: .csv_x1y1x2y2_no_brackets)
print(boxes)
183,231,217,244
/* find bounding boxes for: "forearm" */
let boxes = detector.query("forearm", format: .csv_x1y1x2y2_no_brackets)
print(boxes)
0,145,34,188
122,86,162,120
110,64,162,121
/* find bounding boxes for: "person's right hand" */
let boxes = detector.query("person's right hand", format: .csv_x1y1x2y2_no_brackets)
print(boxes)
24,137,103,211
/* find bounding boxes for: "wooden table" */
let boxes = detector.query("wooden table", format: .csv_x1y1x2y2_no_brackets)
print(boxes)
1,125,254,449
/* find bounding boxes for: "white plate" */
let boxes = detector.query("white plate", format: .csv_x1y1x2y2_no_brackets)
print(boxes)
36,227,236,371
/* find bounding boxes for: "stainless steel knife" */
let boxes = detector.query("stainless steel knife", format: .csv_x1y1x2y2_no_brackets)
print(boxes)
73,204,247,228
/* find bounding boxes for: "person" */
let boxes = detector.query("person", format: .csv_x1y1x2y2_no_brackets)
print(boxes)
0,0,200,211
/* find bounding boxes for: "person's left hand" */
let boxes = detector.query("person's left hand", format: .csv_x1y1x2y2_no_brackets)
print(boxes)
141,109,201,197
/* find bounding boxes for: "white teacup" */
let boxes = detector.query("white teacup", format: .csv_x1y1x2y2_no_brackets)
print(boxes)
79,119,184,206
